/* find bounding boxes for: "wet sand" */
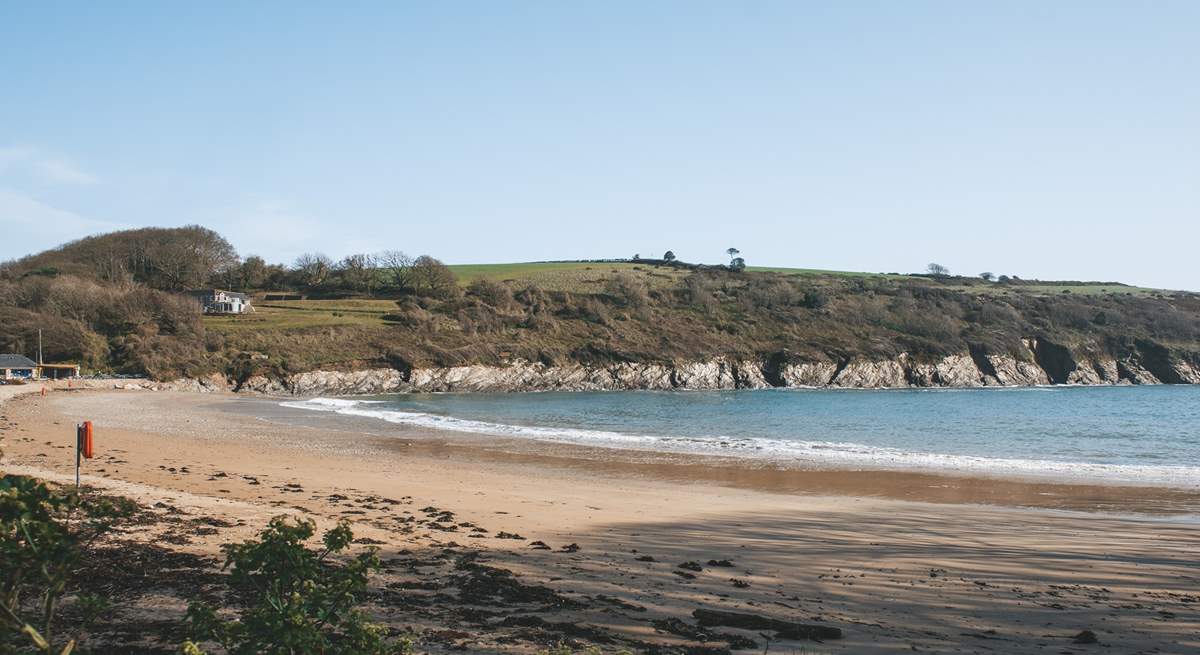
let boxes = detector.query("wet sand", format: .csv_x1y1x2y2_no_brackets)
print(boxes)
2,386,1198,654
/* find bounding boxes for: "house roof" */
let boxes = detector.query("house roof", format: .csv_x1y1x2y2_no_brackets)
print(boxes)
0,354,37,369
188,289,249,300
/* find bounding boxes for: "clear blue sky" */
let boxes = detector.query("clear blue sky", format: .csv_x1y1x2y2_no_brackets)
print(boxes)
2,2,1197,288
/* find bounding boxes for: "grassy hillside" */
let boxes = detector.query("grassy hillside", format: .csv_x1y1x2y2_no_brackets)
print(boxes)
200,264,1200,383
453,262,1168,297
3,228,1197,382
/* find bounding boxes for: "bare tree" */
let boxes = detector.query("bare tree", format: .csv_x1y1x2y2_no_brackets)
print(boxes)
293,253,333,289
926,263,950,277
411,255,458,297
979,271,995,282
337,253,379,295
378,250,415,293
150,225,239,290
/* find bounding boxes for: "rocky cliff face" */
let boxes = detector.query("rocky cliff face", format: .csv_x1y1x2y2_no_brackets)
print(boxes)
196,337,1200,396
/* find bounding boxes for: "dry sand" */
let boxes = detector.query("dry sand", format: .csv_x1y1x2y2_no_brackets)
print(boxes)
1,384,1198,654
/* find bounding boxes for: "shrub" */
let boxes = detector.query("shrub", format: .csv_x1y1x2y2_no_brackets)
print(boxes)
467,278,513,309
800,288,828,309
603,272,649,308
740,278,797,309
183,516,407,655
682,272,718,315
0,475,136,654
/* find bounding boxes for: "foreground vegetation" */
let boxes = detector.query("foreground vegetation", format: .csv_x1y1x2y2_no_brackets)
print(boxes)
0,474,400,655
1,226,1196,381
1,475,136,654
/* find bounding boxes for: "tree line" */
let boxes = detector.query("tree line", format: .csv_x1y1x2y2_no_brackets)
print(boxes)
1,226,459,299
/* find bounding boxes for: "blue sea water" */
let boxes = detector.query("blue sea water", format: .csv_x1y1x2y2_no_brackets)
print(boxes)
282,385,1200,488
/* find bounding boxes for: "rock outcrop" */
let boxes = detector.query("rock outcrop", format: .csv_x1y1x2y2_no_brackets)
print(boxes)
778,361,839,387
830,358,909,388
162,338,1200,396
908,354,986,388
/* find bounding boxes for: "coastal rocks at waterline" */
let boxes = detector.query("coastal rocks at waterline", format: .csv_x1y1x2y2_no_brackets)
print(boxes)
984,353,1050,386
908,354,987,388
235,358,774,395
173,339,1199,395
776,361,839,387
829,358,909,388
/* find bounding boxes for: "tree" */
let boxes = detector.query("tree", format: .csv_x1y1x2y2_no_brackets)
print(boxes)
377,250,415,293
663,251,676,262
293,253,333,289
730,257,746,272
147,225,239,290
410,255,458,298
336,253,378,295
926,263,950,277
238,256,269,290
183,517,406,655
979,271,995,282
726,247,740,262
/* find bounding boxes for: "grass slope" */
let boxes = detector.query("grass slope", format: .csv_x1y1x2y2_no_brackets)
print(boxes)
451,261,1167,297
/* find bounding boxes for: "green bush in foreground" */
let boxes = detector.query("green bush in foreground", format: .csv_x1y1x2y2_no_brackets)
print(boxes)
0,475,135,654
184,516,408,655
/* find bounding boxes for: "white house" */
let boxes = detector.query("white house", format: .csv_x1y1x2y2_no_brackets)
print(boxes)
188,289,254,314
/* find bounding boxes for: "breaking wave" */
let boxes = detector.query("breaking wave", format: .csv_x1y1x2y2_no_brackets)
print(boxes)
280,396,1200,488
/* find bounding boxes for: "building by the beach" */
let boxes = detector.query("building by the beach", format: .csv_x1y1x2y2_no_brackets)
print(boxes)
39,363,81,379
0,354,38,381
0,355,81,381
187,289,254,314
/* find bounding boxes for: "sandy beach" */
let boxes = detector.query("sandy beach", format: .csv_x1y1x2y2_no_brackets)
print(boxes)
2,385,1198,654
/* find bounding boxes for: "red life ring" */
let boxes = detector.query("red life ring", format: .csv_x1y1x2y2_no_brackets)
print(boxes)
80,421,94,459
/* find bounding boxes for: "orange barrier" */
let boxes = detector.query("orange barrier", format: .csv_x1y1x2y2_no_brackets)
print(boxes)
41,387,46,396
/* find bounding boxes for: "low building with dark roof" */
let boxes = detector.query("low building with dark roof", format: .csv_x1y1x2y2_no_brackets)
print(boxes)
0,354,38,381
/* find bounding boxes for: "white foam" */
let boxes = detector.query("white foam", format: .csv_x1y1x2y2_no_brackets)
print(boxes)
280,397,1200,489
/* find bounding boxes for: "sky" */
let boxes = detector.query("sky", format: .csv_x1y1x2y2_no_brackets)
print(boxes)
1,1,1198,289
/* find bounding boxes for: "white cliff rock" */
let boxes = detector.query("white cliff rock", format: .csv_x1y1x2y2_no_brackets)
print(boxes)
986,355,1050,386
779,361,838,387
909,354,985,387
831,358,909,388
1170,359,1200,384
195,342,1197,396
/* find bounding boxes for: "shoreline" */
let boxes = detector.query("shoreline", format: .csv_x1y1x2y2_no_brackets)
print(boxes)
3,387,1199,653
272,408,1200,517
270,389,1200,503
9,383,1200,515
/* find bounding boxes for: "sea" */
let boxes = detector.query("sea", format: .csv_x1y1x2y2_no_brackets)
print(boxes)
281,385,1200,489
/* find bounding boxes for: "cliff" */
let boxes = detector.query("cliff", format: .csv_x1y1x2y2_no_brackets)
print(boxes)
155,336,1198,395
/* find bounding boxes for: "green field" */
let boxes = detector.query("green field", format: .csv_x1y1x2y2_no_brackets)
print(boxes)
448,261,688,292
449,261,1169,297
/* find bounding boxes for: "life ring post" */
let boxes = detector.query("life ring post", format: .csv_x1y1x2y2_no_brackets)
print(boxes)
75,421,94,488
